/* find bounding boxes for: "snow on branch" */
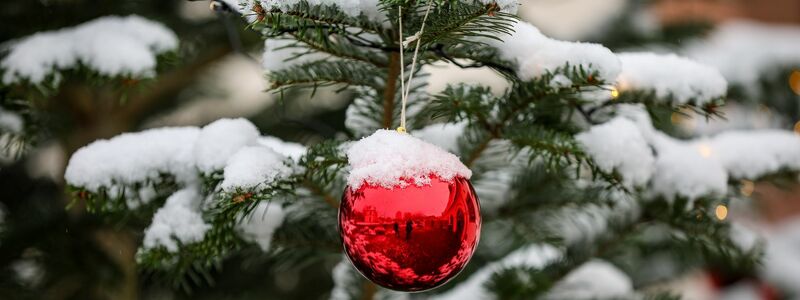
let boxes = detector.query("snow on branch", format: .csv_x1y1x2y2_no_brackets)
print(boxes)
235,0,519,23
486,21,620,82
431,244,561,300
65,118,305,207
576,118,654,188
194,118,261,174
649,141,729,200
237,202,285,252
142,187,210,252
221,146,294,192
1,15,178,85
257,136,307,161
699,130,800,180
617,52,727,106
0,107,23,133
65,127,200,193
545,260,633,299
580,105,800,201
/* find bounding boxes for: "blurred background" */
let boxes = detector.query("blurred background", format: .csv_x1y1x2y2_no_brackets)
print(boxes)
1,0,799,299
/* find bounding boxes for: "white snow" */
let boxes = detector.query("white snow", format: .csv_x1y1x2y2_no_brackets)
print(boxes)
576,117,655,187
617,52,727,105
237,201,285,252
66,117,310,200
0,108,23,133
1,15,178,85
330,259,361,300
487,21,621,82
732,220,800,295
193,118,260,174
684,21,800,91
546,260,632,299
650,142,729,200
142,187,211,252
703,130,800,180
329,259,409,300
65,127,200,192
221,146,293,192
254,0,383,21
257,136,307,161
431,244,561,300
249,0,514,22
346,129,472,190
612,105,800,200
12,259,43,287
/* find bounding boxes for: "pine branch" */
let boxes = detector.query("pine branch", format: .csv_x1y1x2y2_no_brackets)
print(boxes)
285,29,388,67
268,60,384,92
417,1,517,48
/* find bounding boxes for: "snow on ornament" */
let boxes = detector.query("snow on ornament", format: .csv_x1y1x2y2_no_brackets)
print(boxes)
339,129,481,292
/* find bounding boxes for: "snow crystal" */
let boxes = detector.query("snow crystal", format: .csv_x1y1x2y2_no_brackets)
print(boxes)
142,187,210,252
576,117,654,187
1,15,178,85
431,244,561,300
412,122,467,153
546,260,632,299
346,129,472,189
487,21,620,82
257,136,307,161
704,130,800,180
193,118,260,174
221,146,293,192
684,21,800,90
237,201,285,252
65,127,199,192
617,52,727,105
0,108,23,133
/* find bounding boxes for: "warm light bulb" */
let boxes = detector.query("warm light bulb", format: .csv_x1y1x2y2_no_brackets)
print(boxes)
697,144,713,158
715,204,728,221
740,180,754,197
670,112,682,124
790,70,800,96
794,120,800,135
610,87,620,99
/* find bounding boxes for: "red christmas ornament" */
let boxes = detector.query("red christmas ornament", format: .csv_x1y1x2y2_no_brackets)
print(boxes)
339,175,481,292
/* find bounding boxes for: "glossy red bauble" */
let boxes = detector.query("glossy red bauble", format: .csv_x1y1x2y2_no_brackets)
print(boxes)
339,175,481,292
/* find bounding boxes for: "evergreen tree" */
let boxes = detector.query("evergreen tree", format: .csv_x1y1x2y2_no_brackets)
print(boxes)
1,0,799,299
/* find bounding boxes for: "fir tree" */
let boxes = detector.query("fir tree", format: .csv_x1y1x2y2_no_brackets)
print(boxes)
1,0,800,299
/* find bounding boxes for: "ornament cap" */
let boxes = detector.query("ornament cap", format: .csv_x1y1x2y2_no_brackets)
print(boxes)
396,126,407,134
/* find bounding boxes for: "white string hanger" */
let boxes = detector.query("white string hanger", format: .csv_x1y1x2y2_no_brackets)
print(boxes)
397,0,434,134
